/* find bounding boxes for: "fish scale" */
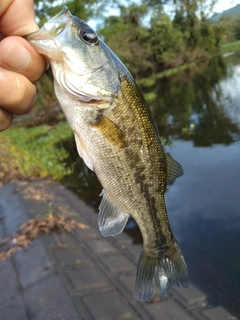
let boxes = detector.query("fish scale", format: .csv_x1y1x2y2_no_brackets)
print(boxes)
25,6,188,303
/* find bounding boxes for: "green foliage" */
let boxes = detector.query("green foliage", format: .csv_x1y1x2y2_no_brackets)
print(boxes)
1,123,73,180
149,13,184,67
214,16,238,44
99,1,222,80
34,0,102,26
100,4,152,78
233,16,240,41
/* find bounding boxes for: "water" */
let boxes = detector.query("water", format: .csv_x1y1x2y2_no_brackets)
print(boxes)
62,53,240,317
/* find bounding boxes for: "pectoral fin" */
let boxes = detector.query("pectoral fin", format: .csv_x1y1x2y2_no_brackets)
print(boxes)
91,115,126,148
98,190,129,236
166,152,184,185
74,132,93,171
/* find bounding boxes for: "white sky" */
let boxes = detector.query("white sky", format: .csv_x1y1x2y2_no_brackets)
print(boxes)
214,0,240,13
88,1,240,28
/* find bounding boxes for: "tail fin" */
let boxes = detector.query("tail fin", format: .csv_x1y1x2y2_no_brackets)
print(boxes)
135,241,188,303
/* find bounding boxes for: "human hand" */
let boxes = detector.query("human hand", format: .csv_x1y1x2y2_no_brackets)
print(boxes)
0,0,46,131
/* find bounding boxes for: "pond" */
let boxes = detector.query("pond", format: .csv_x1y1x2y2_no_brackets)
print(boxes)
62,53,240,318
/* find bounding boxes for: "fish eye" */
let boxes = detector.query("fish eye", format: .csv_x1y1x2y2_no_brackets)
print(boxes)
80,28,98,45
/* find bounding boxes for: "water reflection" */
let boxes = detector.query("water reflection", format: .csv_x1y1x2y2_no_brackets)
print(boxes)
166,141,240,317
61,53,240,317
147,55,240,146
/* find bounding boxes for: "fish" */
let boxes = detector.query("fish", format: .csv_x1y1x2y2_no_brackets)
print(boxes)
25,6,188,302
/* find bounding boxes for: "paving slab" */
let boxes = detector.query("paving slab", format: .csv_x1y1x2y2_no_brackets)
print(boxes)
81,289,139,320
0,181,238,320
171,284,207,309
201,306,238,320
99,253,136,273
24,273,80,320
0,258,20,304
63,265,112,292
0,294,28,320
86,238,117,254
13,238,53,289
141,298,197,320
53,246,93,267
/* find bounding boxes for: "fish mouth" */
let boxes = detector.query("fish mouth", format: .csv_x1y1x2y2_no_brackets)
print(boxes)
24,29,50,41
24,6,71,41
49,5,70,20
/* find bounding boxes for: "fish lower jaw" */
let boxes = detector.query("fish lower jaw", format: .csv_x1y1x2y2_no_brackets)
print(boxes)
77,98,107,105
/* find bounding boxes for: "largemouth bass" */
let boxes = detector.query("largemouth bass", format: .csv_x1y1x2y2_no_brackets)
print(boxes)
25,6,188,302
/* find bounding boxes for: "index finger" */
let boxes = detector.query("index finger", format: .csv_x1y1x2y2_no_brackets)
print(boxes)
0,0,38,36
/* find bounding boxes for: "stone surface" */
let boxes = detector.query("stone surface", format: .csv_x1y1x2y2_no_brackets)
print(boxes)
0,184,29,234
100,253,135,273
64,266,111,292
202,306,237,320
0,295,28,320
142,298,196,320
24,274,80,320
171,284,207,308
74,226,102,240
45,232,79,247
82,289,138,320
0,259,20,304
117,272,136,299
0,181,237,320
53,246,93,267
13,238,53,289
86,239,117,254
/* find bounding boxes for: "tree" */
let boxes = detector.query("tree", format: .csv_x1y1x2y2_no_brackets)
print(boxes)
34,0,106,26
99,3,153,78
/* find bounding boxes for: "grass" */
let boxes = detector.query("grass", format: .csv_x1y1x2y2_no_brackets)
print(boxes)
0,122,73,182
221,40,240,54
137,61,196,85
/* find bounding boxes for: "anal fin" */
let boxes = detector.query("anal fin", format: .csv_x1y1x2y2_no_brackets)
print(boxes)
98,190,129,237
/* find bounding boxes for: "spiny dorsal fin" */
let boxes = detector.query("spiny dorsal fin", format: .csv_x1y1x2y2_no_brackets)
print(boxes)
166,152,184,185
98,190,129,237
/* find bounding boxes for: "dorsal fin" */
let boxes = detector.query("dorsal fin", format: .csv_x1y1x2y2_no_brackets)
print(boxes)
166,152,184,185
98,190,129,237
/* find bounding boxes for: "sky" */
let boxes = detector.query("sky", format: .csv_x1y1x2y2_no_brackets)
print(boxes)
163,0,240,17
88,0,240,28
214,0,240,13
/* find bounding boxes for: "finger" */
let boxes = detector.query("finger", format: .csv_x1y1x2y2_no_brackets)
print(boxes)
0,107,13,131
0,67,36,115
0,0,38,36
0,36,46,83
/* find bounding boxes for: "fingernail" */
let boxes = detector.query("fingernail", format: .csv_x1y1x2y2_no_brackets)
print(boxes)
4,42,31,70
